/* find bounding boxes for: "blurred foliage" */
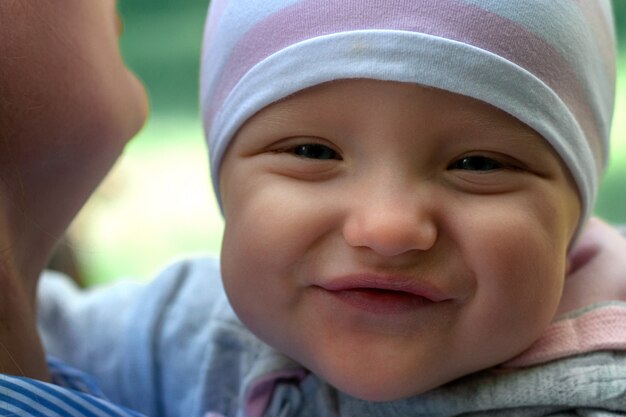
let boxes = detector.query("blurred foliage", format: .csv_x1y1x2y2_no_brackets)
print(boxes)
615,0,626,42
118,1,209,118
596,1,626,223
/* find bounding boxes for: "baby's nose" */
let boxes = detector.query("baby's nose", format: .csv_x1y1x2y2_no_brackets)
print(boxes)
342,194,437,257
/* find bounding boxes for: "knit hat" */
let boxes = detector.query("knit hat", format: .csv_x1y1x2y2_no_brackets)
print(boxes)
200,0,616,227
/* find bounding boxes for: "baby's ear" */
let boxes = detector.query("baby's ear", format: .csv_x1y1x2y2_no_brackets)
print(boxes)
556,218,626,317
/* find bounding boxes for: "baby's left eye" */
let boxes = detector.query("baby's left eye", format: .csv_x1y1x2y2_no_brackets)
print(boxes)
292,144,341,160
448,156,504,171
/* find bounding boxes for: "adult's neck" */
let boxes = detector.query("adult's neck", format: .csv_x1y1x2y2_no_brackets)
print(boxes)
0,183,52,381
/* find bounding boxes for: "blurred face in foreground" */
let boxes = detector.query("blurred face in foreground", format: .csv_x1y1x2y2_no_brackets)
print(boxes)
219,79,580,401
0,0,148,286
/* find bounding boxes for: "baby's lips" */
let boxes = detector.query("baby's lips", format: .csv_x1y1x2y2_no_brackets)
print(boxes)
314,272,453,303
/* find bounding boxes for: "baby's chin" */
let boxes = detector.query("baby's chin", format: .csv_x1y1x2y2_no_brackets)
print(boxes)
298,350,489,402
318,366,457,402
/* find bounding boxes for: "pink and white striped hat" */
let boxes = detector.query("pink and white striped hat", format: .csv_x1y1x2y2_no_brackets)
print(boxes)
200,0,616,226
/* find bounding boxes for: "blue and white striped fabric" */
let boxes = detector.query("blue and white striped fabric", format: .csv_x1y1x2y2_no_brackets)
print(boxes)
0,358,145,417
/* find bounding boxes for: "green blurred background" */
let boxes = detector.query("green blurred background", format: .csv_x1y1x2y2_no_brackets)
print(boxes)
64,1,626,286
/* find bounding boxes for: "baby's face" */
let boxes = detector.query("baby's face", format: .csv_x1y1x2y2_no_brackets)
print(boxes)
219,79,580,401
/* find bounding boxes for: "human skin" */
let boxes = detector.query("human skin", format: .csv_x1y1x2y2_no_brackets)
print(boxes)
0,0,147,379
219,79,580,401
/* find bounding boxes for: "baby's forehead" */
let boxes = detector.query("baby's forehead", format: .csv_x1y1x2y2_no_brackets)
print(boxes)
249,80,548,137
236,79,556,158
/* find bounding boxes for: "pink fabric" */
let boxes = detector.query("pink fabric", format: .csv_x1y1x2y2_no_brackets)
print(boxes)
558,218,626,316
503,303,626,368
245,369,309,417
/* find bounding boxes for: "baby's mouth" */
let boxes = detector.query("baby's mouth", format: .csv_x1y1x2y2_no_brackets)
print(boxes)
313,273,450,315
324,287,435,315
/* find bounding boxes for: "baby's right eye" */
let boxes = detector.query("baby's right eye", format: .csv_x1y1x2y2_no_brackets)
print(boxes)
448,155,503,171
291,144,342,160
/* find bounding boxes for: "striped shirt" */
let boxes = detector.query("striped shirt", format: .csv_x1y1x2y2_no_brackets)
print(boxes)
0,357,145,417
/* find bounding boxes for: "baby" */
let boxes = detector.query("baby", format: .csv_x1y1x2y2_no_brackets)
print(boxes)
39,0,626,416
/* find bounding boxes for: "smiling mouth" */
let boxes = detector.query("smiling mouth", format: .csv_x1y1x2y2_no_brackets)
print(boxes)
317,287,437,315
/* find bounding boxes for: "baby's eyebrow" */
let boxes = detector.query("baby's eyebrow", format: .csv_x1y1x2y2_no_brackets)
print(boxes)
468,124,552,149
250,105,316,131
256,112,297,128
500,135,562,163
496,133,555,155
451,109,551,145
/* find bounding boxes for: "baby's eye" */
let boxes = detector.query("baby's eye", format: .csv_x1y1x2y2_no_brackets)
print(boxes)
292,144,341,160
448,156,503,171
